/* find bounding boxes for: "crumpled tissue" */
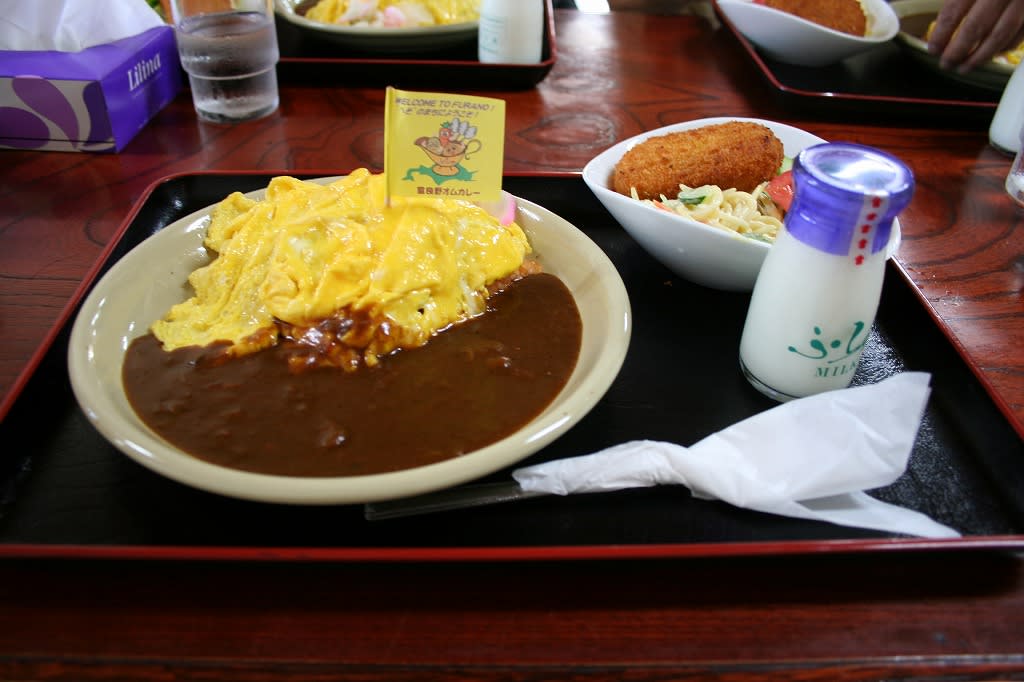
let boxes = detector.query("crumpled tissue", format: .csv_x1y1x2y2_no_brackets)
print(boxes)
512,372,959,538
0,0,164,52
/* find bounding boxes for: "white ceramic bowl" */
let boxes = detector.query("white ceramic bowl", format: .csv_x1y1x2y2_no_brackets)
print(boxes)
67,179,631,505
274,0,478,53
716,0,899,67
890,0,1015,91
583,117,901,292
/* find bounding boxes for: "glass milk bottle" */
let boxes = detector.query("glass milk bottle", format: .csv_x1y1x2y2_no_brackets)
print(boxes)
739,143,915,401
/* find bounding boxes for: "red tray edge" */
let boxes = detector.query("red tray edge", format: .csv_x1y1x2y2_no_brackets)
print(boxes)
4,168,1021,563
3,535,1023,563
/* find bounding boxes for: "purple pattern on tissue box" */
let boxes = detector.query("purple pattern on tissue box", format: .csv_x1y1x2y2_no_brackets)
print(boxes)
0,25,182,153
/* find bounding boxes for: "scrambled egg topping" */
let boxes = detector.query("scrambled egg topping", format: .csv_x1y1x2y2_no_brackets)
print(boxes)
305,0,479,27
151,169,530,366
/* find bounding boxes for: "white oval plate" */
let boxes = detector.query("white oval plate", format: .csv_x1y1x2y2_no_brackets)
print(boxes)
583,117,902,292
68,178,631,505
274,0,478,53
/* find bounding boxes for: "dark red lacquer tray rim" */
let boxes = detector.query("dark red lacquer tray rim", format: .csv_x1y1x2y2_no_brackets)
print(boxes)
2,169,1022,563
3,535,1024,562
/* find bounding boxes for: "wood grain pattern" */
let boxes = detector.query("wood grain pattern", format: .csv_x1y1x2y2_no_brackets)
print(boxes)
0,8,1022,680
1,552,1024,680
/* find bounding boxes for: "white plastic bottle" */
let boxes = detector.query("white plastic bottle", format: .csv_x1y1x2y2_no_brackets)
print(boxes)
478,0,545,64
990,65,1024,154
739,143,915,402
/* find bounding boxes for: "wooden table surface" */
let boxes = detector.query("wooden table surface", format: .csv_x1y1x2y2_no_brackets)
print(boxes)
1,7,1023,680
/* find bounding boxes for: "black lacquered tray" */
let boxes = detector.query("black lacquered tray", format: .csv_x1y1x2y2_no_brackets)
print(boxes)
712,1,1001,126
1,172,1022,561
273,0,556,90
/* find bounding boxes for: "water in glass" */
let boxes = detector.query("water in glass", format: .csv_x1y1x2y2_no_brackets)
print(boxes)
176,11,279,123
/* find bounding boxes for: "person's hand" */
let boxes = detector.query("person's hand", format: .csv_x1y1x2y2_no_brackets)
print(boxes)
927,0,1024,72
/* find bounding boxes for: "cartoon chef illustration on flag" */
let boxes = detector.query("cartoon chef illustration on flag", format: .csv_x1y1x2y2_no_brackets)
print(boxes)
385,87,506,202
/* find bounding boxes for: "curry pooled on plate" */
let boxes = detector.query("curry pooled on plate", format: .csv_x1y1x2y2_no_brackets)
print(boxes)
123,170,582,477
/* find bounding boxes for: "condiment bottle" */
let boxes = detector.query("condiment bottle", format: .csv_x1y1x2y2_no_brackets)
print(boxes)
739,142,915,402
990,64,1024,155
478,0,544,64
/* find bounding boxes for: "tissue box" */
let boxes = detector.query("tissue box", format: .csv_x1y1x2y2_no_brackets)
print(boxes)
0,25,181,153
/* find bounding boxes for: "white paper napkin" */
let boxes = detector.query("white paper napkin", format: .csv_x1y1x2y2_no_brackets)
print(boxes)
0,0,164,52
512,372,960,538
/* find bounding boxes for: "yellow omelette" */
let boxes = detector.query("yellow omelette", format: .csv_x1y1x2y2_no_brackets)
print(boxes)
151,169,530,366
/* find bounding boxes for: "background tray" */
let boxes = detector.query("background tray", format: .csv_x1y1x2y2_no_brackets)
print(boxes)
1,172,1022,561
274,0,556,89
712,1,1001,125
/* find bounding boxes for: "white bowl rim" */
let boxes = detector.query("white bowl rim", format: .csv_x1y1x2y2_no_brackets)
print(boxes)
582,116,824,256
582,116,903,282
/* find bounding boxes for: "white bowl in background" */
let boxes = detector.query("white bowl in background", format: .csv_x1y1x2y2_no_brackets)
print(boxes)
582,117,901,292
716,0,899,67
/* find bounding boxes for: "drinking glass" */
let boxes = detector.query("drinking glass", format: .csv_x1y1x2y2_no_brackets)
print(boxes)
1007,124,1024,208
989,58,1024,155
169,0,279,123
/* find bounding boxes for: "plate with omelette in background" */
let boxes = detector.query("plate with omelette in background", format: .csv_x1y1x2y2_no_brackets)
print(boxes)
274,0,480,52
890,0,1021,91
67,174,631,506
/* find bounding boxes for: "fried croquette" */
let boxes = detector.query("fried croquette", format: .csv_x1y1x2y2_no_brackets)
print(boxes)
612,121,785,199
760,0,867,37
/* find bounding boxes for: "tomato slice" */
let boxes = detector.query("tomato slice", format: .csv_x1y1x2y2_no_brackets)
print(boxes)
765,169,794,213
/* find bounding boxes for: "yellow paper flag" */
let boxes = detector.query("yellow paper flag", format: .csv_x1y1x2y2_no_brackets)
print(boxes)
384,87,506,203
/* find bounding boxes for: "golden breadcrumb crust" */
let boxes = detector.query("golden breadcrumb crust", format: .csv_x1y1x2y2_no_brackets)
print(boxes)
761,0,867,36
612,121,785,199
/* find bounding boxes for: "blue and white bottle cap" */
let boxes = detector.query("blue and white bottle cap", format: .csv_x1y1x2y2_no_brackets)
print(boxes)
787,142,914,261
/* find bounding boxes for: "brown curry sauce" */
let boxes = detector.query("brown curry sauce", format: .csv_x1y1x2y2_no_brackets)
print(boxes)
122,273,582,477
